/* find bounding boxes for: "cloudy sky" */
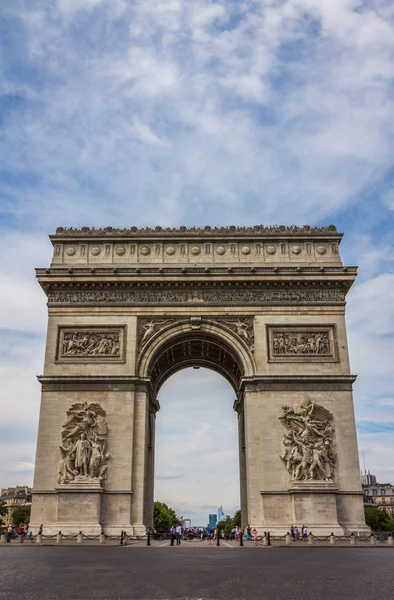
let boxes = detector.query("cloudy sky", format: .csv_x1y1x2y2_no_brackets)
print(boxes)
1,0,394,524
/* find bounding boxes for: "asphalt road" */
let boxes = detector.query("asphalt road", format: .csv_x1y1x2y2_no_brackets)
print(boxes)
1,545,393,600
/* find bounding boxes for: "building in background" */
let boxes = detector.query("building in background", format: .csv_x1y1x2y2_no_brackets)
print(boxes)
182,519,191,529
0,486,32,525
209,514,217,529
362,473,394,516
217,506,227,522
361,470,377,486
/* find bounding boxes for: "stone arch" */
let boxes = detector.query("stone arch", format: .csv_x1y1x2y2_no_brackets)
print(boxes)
137,319,255,395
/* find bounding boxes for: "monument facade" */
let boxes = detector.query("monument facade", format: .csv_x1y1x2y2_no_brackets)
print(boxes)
30,225,368,535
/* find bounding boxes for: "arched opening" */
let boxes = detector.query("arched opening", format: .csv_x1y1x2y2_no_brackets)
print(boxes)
155,367,240,527
138,322,253,531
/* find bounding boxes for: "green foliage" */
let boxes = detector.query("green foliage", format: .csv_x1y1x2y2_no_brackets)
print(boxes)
364,507,394,532
153,501,180,532
11,505,31,526
216,509,242,536
232,509,241,528
0,501,8,518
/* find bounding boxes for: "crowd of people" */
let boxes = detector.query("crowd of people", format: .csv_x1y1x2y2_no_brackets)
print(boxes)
166,524,265,545
4,523,42,543
290,525,309,541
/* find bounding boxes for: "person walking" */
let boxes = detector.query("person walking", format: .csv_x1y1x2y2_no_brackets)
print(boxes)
290,525,295,541
252,528,258,545
175,524,182,546
6,525,13,543
246,525,251,541
302,525,308,541
294,525,300,541
170,525,176,546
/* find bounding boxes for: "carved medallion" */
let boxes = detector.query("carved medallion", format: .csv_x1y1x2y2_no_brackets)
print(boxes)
56,326,126,362
58,402,110,486
279,398,336,483
267,325,338,362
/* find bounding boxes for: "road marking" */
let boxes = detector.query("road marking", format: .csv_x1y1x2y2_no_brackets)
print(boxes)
158,541,169,547
220,541,233,548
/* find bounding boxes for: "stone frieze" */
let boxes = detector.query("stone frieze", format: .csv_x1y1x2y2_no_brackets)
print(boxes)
48,285,347,306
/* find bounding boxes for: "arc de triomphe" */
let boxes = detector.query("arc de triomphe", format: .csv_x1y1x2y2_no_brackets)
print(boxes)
30,225,367,535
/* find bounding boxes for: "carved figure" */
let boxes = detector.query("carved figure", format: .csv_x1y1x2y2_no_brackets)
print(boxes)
73,433,91,476
89,438,103,478
58,402,110,484
223,318,254,349
61,331,120,357
273,331,330,355
140,319,170,345
279,398,335,482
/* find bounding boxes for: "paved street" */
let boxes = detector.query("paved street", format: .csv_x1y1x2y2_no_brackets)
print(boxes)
1,544,394,600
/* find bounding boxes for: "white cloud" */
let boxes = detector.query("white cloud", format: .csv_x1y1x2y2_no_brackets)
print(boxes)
1,0,394,513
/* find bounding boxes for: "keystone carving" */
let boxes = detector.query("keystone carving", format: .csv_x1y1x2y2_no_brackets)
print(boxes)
58,402,110,485
279,398,336,483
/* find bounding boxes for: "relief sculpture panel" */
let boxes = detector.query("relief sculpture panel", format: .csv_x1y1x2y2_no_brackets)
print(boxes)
58,402,110,486
267,325,338,362
279,397,336,483
56,326,126,362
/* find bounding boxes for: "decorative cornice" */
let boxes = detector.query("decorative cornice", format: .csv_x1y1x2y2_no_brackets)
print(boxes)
53,224,341,237
239,374,357,393
37,265,357,278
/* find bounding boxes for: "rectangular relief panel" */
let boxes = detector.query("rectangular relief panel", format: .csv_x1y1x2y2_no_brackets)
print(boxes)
56,326,126,363
266,324,338,362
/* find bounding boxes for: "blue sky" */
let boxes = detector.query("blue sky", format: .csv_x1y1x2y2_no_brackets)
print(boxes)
1,0,394,523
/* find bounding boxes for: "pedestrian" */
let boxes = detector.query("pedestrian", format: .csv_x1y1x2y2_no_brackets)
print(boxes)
290,525,295,541
176,523,182,545
27,531,34,542
38,524,43,536
18,523,24,537
170,525,176,546
302,525,308,541
294,525,299,541
252,528,258,545
6,525,13,543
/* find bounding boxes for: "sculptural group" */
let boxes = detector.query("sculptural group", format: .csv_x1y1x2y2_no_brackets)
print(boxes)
58,402,110,484
273,332,330,355
280,398,336,482
62,331,120,357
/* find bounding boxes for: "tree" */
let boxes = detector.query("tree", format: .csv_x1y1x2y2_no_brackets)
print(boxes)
0,501,8,518
11,505,31,526
232,509,241,528
153,502,180,532
365,507,394,532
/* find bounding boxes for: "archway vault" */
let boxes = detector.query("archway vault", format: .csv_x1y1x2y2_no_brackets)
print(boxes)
137,319,256,396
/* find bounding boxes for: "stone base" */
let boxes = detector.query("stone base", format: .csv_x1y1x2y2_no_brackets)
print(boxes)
54,480,103,535
57,476,103,491
289,480,338,493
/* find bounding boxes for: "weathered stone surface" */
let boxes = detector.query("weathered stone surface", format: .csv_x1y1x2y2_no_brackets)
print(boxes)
30,226,368,536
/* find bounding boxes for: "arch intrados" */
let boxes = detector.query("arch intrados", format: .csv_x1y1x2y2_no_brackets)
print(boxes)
138,322,254,395
155,362,239,396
